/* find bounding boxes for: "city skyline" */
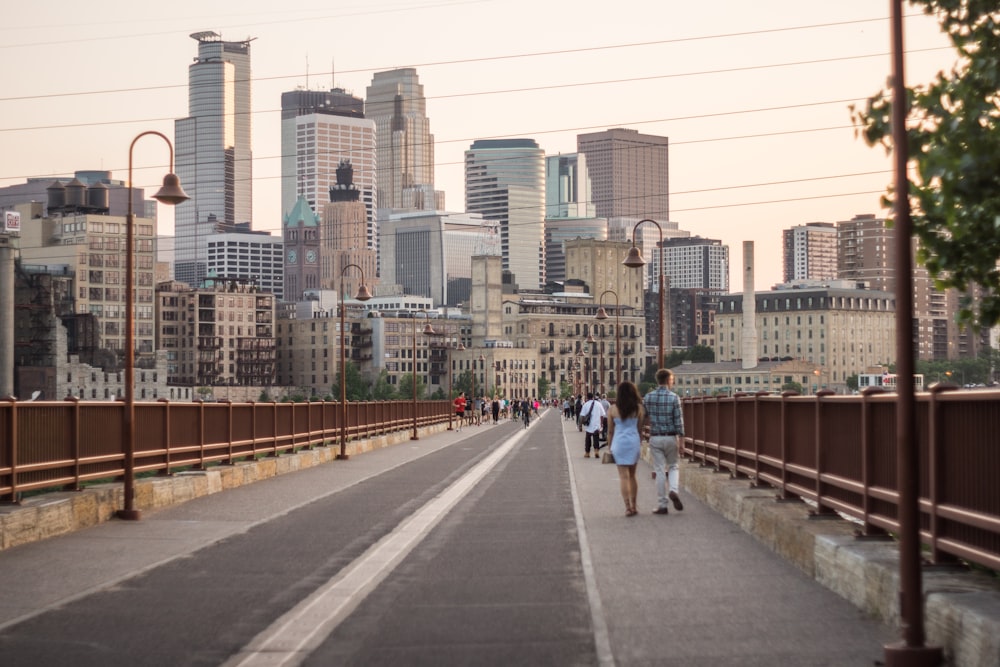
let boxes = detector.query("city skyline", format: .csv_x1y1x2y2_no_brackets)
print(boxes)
2,1,956,292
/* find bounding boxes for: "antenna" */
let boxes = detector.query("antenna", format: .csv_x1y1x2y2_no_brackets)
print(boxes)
305,53,309,89
331,57,336,90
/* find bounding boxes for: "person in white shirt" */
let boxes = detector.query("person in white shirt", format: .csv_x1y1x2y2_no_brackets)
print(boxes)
580,392,607,458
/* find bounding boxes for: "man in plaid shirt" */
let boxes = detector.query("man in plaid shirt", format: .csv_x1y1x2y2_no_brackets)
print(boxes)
643,368,684,514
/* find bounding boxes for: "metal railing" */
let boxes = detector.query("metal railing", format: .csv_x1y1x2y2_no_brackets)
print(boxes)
682,386,1000,572
0,398,453,501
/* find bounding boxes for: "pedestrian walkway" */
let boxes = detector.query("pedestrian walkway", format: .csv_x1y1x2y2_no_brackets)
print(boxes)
0,409,893,665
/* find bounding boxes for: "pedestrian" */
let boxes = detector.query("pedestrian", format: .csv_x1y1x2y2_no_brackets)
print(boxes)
608,381,644,516
574,395,583,431
643,368,685,515
453,392,466,432
579,392,606,458
521,399,531,428
491,396,500,424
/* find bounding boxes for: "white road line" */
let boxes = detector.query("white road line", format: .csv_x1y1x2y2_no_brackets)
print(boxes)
223,425,532,667
562,418,616,667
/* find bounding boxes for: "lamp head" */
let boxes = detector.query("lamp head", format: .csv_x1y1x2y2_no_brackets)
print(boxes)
622,244,645,268
586,333,596,343
594,306,609,321
152,173,190,206
422,323,436,335
354,284,373,301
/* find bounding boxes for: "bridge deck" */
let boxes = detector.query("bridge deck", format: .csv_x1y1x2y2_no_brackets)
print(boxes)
0,408,891,666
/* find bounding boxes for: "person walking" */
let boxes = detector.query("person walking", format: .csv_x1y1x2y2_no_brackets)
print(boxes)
579,392,606,458
608,381,644,516
643,368,685,515
453,392,466,432
491,396,500,424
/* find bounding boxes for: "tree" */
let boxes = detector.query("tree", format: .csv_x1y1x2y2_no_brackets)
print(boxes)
454,370,474,397
397,373,426,400
371,369,396,400
537,376,551,400
852,1,1000,328
781,381,803,394
330,360,369,401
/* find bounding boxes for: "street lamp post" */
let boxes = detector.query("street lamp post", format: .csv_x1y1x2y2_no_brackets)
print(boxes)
586,331,601,394
623,219,665,369
119,131,189,521
338,264,372,460
595,289,621,390
412,311,435,440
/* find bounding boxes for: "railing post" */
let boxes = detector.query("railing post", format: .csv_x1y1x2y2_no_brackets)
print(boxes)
157,398,173,472
65,395,82,491
777,390,799,500
732,392,747,479
928,383,958,564
196,399,206,470
752,391,768,487
811,390,837,518
859,387,887,538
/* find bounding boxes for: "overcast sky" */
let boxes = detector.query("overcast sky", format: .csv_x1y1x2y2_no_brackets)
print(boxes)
1,0,956,291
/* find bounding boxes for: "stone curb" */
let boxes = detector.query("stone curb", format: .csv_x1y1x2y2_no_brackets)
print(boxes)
0,422,448,552
682,461,1000,667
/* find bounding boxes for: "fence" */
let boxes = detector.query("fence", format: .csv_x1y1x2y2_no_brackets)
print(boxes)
0,398,453,502
682,386,1000,572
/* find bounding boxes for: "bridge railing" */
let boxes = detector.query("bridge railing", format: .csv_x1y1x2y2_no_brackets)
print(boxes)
0,398,453,501
682,386,1000,572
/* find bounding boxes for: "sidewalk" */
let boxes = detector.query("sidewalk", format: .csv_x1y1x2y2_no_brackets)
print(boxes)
559,412,895,665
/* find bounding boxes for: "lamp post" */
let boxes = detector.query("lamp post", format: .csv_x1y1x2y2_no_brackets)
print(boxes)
412,310,435,440
595,289,621,390
119,131,189,521
586,331,601,394
338,264,372,460
623,219,665,369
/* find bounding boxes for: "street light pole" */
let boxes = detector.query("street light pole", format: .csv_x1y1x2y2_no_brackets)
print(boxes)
595,289,620,389
339,264,372,460
119,131,189,521
623,219,665,369
412,310,435,440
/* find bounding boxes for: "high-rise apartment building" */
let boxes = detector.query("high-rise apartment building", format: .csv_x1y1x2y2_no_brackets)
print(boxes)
577,128,669,221
659,236,729,291
783,222,837,283
280,88,376,250
365,69,436,211
174,31,254,287
465,139,546,290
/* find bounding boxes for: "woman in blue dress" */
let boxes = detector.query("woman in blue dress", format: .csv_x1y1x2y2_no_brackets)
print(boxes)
608,381,644,517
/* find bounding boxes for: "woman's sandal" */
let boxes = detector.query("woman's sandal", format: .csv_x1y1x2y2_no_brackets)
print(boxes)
625,506,637,517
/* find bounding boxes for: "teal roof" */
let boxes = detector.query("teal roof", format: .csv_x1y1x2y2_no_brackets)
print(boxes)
284,196,318,227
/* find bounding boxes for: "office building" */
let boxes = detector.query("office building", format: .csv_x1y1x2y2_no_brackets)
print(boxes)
319,161,378,302
783,222,837,283
577,128,670,221
465,139,546,290
280,88,376,250
206,229,285,300
543,154,606,284
365,69,437,211
379,210,489,307
174,31,255,287
658,236,729,291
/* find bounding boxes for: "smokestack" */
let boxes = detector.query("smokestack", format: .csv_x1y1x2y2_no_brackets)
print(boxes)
741,241,758,370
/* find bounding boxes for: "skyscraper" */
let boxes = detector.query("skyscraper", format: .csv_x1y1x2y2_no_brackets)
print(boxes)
365,69,436,212
174,31,254,287
782,222,837,283
544,154,606,285
577,128,670,221
465,139,546,290
280,88,376,250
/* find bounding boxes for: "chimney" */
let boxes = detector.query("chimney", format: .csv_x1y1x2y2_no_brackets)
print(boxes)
741,241,758,370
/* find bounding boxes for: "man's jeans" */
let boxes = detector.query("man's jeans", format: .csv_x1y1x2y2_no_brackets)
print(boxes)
649,435,679,509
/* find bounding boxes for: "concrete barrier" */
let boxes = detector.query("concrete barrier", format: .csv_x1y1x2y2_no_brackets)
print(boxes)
682,461,1000,667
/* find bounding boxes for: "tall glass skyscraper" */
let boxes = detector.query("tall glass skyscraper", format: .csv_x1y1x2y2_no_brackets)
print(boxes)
365,69,436,212
465,139,546,290
174,31,254,287
577,128,669,222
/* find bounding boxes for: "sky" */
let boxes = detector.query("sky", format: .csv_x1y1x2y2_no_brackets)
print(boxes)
1,0,958,292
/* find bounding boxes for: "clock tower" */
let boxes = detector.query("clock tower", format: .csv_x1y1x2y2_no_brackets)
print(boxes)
322,161,378,300
282,195,321,301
